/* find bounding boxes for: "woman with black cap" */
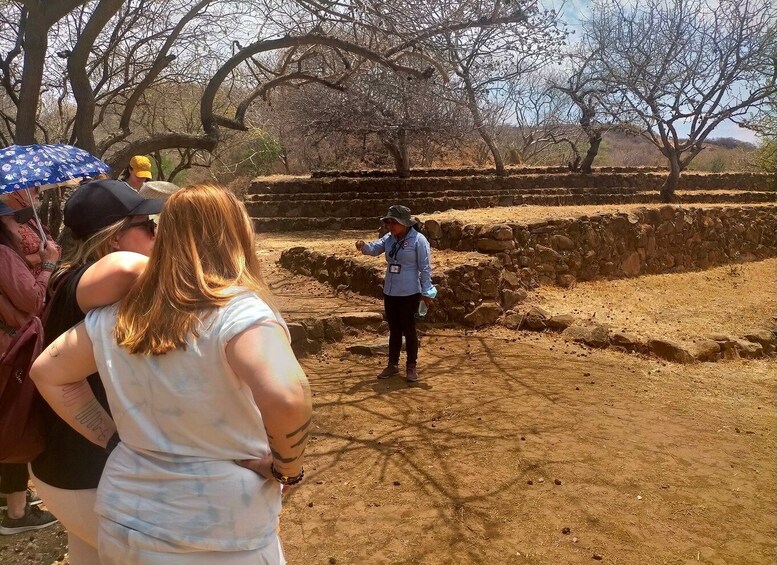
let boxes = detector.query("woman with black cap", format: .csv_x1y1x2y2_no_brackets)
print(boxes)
29,179,163,565
356,205,435,382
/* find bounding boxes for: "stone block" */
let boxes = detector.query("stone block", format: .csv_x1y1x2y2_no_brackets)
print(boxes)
689,339,721,362
562,324,610,348
735,339,763,358
502,310,523,330
524,306,551,331
464,301,503,328
501,288,527,310
648,339,693,363
546,314,576,331
610,332,646,352
340,312,384,328
322,316,345,341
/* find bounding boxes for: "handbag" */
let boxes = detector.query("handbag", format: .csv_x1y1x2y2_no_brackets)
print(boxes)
0,316,46,463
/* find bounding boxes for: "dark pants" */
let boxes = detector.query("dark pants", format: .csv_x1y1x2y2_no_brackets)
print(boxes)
384,293,421,367
0,463,29,494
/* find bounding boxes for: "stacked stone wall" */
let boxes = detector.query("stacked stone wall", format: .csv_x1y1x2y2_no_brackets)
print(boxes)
310,166,669,178
419,205,776,287
251,172,774,196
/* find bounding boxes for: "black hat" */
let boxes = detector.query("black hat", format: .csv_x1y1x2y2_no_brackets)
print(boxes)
380,204,415,227
64,179,164,239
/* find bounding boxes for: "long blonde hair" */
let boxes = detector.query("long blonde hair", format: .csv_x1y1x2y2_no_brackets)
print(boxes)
114,184,272,355
51,221,127,287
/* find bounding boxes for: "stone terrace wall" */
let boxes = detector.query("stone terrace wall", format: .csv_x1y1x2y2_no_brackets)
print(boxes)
251,172,775,195
419,205,777,287
278,248,522,325
310,166,668,178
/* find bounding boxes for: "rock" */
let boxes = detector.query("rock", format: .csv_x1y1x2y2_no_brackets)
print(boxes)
500,270,523,290
562,324,610,348
523,306,551,331
302,318,325,340
689,339,721,362
609,332,646,352
743,330,776,354
346,341,390,356
287,322,307,344
424,219,442,239
648,339,694,363
557,274,576,288
550,234,575,251
502,310,524,330
464,301,503,328
475,238,515,252
340,312,384,328
490,224,514,240
735,338,763,358
621,251,642,276
322,316,345,341
546,314,576,331
561,527,571,535
480,275,500,299
534,244,561,262
501,288,527,310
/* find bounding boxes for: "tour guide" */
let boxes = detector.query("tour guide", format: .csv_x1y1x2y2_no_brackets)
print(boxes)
356,205,435,382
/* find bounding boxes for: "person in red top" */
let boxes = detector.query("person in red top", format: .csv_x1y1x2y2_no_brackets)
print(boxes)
0,201,60,535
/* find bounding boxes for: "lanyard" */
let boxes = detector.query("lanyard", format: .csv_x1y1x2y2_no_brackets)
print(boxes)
388,234,410,261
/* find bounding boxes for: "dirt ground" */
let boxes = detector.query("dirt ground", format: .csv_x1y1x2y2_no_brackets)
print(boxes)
2,206,775,564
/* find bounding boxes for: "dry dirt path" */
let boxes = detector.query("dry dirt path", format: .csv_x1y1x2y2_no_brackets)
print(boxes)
281,330,776,565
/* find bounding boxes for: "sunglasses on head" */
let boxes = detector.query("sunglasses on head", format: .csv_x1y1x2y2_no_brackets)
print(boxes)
122,218,156,236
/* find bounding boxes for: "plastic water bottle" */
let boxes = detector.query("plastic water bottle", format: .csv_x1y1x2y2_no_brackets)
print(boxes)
417,287,437,318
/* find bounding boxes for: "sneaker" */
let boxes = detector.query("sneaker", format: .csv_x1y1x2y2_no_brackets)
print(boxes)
0,505,58,535
377,364,400,380
0,489,42,510
405,363,418,383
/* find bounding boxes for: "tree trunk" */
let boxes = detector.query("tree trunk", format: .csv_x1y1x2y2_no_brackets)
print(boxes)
383,130,410,178
580,134,602,174
661,154,681,202
14,11,48,144
479,127,505,176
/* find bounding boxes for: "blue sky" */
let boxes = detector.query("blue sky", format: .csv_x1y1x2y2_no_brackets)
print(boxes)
545,0,760,144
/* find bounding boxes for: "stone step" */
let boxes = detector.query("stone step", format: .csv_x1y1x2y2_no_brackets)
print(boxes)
244,186,643,203
248,191,774,222
249,172,775,195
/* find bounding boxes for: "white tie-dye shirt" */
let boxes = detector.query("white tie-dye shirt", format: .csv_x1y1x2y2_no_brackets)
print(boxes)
85,292,289,551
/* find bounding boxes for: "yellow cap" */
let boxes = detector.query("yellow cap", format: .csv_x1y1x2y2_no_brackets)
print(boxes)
129,155,153,179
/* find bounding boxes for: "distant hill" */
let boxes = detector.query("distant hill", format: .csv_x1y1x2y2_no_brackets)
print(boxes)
594,131,758,171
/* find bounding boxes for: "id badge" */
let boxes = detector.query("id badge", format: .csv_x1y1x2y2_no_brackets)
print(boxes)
389,263,401,274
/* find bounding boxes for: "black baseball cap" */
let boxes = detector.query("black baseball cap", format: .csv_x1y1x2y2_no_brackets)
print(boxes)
64,179,164,239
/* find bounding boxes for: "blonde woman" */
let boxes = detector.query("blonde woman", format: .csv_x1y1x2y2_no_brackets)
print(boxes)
30,179,162,565
32,184,312,564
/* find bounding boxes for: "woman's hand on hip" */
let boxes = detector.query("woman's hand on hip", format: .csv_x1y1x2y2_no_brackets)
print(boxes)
237,454,274,481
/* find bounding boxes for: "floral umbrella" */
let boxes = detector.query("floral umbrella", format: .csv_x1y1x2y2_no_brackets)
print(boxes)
0,144,111,241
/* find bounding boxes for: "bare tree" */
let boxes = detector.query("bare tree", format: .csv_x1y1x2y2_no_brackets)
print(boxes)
504,72,581,166
0,0,531,175
277,57,470,176
585,0,777,201
439,1,567,175
552,49,618,173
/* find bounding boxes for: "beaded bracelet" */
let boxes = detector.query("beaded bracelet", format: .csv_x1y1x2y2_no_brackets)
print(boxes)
270,463,304,486
40,261,57,272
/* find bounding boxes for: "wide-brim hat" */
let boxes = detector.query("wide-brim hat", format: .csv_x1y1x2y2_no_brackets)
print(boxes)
139,181,180,202
380,204,415,227
64,179,164,239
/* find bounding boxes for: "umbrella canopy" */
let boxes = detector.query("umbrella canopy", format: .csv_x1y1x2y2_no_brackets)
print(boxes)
0,144,110,195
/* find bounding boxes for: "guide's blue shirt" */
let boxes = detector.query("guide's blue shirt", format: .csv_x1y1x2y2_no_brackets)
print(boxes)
361,228,434,297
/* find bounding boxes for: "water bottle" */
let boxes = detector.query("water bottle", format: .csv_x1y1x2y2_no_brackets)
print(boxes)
417,287,437,318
